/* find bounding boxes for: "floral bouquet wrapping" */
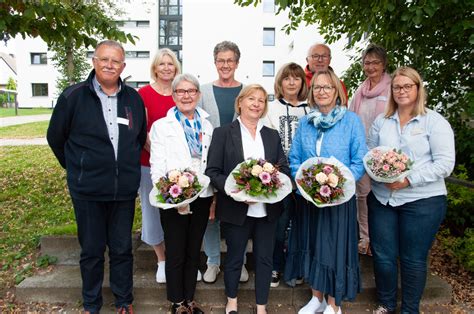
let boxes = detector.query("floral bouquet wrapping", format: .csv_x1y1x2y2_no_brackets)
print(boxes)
149,169,210,210
295,156,355,208
363,146,413,183
224,158,292,204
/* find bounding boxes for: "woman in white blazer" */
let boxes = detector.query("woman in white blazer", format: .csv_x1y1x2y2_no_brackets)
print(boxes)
150,73,214,314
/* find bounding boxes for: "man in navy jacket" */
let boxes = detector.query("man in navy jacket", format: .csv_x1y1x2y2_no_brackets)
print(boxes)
47,40,146,314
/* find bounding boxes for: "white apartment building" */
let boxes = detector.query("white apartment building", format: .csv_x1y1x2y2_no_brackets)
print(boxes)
13,0,352,108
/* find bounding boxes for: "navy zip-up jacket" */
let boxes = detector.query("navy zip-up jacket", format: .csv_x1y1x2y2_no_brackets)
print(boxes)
47,70,147,201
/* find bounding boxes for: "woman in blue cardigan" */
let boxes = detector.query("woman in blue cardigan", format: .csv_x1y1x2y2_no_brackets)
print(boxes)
285,70,367,314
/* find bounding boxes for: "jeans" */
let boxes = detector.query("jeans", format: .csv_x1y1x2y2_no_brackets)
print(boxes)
203,218,221,266
72,199,135,312
272,192,294,272
368,193,446,313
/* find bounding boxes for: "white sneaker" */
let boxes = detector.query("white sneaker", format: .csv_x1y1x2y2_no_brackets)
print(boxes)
203,264,220,283
239,264,249,282
323,305,341,314
298,296,327,314
156,261,166,283
197,269,202,281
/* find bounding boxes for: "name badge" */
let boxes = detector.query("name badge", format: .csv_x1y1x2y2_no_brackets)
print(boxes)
411,127,424,135
117,117,129,125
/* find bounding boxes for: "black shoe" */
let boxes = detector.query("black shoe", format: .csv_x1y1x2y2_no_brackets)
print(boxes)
270,270,281,287
187,300,204,314
171,302,191,314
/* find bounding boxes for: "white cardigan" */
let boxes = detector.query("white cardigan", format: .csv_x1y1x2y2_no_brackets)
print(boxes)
149,106,214,197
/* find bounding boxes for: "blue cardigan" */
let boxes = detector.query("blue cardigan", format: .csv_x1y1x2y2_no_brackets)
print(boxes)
288,110,367,181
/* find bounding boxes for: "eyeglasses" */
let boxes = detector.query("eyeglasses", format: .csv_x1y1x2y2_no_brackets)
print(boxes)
309,54,330,61
363,60,383,66
174,88,199,96
313,85,334,93
392,84,416,93
215,59,236,66
93,56,124,68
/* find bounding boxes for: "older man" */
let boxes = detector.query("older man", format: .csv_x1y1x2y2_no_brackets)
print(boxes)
305,43,348,97
47,40,146,314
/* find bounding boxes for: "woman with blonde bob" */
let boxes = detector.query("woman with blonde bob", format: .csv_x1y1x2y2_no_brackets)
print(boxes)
285,70,366,314
206,84,290,314
138,48,181,284
367,67,455,314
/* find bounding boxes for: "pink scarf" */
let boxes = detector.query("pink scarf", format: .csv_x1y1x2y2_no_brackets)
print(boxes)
351,72,391,116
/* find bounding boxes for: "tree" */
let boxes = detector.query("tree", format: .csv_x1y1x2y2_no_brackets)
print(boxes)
50,44,89,95
0,0,135,88
0,1,135,49
236,0,474,172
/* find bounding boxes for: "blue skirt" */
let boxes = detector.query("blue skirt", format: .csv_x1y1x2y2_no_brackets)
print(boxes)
284,194,360,306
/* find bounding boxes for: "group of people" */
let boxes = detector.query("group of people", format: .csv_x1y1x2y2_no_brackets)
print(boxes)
47,39,455,314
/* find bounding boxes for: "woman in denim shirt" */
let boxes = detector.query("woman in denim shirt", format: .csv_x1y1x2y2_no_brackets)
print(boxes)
285,70,367,314
367,67,455,314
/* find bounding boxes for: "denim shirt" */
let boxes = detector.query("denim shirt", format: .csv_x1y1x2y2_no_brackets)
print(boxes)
367,109,455,206
288,110,367,182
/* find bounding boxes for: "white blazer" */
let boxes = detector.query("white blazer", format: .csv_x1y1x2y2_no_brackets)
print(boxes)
149,106,214,197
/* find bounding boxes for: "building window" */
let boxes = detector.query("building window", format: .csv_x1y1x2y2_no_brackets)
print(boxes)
268,94,275,101
263,0,275,12
263,61,275,77
117,20,150,28
126,81,149,89
263,28,275,46
159,0,183,62
31,53,47,65
125,51,150,58
86,51,94,58
32,83,48,96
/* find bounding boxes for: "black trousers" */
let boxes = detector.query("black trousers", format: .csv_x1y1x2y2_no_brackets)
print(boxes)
72,198,135,312
221,216,278,305
160,197,212,303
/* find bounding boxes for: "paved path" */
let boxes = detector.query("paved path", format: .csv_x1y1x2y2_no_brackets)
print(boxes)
0,114,51,146
0,114,51,127
0,138,48,146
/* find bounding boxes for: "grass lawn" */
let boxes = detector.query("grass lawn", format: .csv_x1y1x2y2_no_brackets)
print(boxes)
0,108,53,118
0,145,142,289
0,121,49,139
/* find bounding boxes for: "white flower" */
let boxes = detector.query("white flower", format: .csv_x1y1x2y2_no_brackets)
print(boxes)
327,173,339,187
315,172,328,184
168,170,181,183
251,164,263,176
177,175,190,188
262,162,275,173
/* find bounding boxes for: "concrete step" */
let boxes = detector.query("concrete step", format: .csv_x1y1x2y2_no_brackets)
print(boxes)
16,256,451,308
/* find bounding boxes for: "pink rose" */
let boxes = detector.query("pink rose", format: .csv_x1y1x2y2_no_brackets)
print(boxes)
382,164,390,171
319,185,331,197
259,172,271,184
323,165,333,175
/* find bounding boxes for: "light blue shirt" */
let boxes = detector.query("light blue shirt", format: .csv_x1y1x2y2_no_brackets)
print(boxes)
367,109,455,206
289,110,367,182
92,76,121,159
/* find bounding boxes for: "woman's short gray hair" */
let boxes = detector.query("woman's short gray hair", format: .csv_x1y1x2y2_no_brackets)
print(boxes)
172,73,200,92
362,43,388,70
213,41,241,63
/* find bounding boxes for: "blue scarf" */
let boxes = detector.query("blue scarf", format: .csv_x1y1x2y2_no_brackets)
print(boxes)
307,100,347,141
174,107,202,158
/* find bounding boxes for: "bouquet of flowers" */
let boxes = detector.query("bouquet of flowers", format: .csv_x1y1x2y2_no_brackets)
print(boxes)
295,157,355,207
149,169,210,211
363,146,413,183
224,158,292,203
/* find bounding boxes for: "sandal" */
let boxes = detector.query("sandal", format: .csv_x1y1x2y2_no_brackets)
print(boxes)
358,239,372,256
